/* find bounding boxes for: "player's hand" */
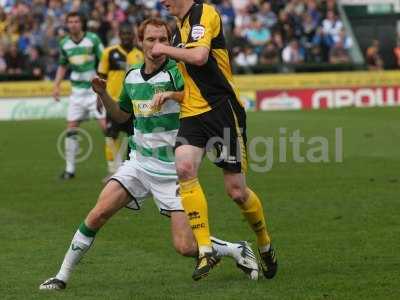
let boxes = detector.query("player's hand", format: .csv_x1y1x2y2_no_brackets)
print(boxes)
52,86,61,102
96,96,104,113
152,43,166,58
151,91,172,109
91,77,107,95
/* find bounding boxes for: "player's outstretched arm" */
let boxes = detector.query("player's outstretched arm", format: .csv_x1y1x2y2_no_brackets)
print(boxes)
152,44,209,66
53,65,67,102
91,77,130,123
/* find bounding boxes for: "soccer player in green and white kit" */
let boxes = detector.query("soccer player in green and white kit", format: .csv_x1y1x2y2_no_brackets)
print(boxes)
39,18,258,290
53,12,106,179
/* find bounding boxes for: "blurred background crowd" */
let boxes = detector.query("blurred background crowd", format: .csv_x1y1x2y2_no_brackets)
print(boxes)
0,0,392,80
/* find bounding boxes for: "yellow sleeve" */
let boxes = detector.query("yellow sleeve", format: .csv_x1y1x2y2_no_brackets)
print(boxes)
186,6,220,49
131,49,144,65
97,47,110,76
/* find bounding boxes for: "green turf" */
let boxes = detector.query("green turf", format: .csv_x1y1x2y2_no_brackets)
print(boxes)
1,108,399,299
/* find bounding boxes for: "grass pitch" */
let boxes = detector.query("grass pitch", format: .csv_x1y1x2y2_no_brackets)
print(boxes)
0,108,399,299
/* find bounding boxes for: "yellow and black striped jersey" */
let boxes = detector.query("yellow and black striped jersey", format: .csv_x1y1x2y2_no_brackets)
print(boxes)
98,44,143,101
173,2,243,118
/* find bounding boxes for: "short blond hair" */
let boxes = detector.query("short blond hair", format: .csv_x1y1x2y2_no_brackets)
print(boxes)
137,18,172,42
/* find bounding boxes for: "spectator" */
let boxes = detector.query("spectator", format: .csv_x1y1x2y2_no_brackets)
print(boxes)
235,46,258,67
282,40,305,64
25,46,45,79
276,10,295,42
247,0,260,14
46,0,66,28
232,0,251,12
333,28,352,50
366,40,383,70
5,43,25,75
0,0,14,14
270,0,286,13
284,1,304,39
17,29,32,54
312,26,334,62
308,45,324,63
10,1,33,34
41,26,59,78
271,31,284,51
234,7,252,36
245,17,271,52
306,0,322,26
0,6,7,36
289,0,306,17
320,0,338,17
105,1,126,23
30,20,46,48
42,26,58,59
230,35,248,56
88,8,110,44
31,0,47,23
302,13,317,45
257,2,277,29
329,40,350,64
4,19,19,45
322,10,343,42
217,0,236,34
259,41,280,65
107,20,121,46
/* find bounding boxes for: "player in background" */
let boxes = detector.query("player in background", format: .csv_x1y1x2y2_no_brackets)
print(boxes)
153,0,278,280
39,18,258,290
53,12,106,180
97,22,143,180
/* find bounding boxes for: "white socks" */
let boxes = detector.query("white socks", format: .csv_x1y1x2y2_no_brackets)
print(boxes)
65,130,78,174
56,226,96,283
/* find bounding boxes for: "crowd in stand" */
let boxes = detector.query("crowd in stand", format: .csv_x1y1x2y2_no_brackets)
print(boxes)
219,0,354,71
0,0,356,79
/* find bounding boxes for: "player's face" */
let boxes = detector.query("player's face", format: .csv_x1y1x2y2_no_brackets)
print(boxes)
67,16,82,35
142,25,170,64
119,27,134,48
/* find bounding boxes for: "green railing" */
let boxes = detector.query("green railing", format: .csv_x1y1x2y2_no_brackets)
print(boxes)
0,74,43,81
233,63,366,74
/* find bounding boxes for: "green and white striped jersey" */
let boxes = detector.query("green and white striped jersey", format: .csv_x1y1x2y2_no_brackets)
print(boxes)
59,32,103,91
119,59,184,177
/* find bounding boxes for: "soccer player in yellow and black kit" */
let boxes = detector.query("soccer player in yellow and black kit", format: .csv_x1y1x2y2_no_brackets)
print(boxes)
153,0,278,281
98,22,143,177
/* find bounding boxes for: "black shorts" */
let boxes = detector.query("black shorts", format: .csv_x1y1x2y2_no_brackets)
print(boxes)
175,98,247,173
105,114,134,139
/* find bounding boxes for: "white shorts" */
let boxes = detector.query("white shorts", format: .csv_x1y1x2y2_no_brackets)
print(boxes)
67,89,106,122
110,159,183,217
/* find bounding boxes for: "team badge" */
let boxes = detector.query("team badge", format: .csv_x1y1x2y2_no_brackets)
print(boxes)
191,25,205,41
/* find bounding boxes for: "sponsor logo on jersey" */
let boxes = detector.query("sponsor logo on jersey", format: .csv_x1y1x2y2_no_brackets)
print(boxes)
191,25,205,41
69,54,93,65
133,101,161,116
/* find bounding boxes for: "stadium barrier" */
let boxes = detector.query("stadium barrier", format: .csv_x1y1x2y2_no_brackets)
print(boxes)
0,71,399,120
0,81,71,121
235,70,400,111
